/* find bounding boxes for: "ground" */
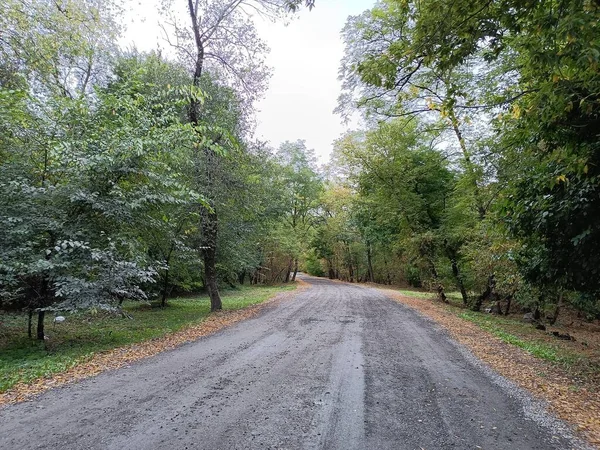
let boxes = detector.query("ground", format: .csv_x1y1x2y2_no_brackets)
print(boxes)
0,275,590,450
380,287,600,446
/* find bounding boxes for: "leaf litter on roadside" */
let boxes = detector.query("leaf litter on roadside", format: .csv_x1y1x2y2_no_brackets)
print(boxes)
0,282,307,407
380,288,600,447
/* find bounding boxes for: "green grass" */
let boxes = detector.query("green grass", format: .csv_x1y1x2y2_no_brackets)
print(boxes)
458,311,580,366
0,284,295,393
393,288,587,369
396,289,436,299
457,311,576,363
397,289,465,304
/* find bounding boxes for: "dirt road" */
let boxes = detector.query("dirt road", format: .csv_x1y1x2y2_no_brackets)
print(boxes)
0,276,587,449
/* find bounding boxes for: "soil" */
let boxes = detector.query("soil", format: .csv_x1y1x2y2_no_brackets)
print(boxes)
380,288,600,447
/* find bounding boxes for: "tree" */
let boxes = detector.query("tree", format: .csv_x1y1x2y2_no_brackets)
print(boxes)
0,0,125,338
275,140,322,282
0,30,205,337
1,0,323,339
109,53,206,307
399,0,600,302
312,184,365,282
0,0,121,98
337,0,507,303
323,118,454,296
329,0,600,318
159,0,318,310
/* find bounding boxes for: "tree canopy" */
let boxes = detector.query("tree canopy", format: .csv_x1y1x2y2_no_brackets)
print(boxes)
311,0,600,321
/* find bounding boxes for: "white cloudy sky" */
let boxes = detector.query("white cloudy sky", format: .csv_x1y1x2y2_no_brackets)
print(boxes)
122,0,374,162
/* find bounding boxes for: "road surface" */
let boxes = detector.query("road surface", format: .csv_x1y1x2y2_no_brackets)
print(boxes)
0,276,586,449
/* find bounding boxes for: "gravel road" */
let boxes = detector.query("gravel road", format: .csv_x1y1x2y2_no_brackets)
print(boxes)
0,275,587,449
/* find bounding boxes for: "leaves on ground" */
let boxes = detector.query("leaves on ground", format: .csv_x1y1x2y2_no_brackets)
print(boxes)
380,289,600,447
0,283,306,407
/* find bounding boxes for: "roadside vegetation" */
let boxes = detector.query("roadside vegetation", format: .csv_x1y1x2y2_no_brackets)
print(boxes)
303,0,600,355
387,288,600,385
0,0,319,395
0,0,319,340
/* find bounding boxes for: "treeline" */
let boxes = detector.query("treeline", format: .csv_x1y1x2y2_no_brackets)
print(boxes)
2,0,598,340
306,0,600,323
0,0,319,339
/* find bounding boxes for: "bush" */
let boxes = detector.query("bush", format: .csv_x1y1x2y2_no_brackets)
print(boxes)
304,253,325,277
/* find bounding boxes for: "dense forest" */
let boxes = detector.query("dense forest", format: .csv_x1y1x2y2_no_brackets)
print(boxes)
313,0,600,325
1,0,599,341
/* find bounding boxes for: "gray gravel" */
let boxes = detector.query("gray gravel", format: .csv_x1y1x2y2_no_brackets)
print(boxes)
0,275,589,449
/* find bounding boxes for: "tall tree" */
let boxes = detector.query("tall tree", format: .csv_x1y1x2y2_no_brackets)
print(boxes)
159,0,316,310
327,119,454,296
396,0,600,301
276,140,322,281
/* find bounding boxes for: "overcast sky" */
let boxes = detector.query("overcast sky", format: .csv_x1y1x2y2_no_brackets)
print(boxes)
122,0,374,162
253,1,373,162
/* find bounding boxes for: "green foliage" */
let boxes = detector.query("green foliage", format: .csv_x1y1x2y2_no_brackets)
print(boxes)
0,50,210,312
404,0,600,301
324,0,600,318
404,265,422,288
0,0,121,97
3,0,599,352
0,0,299,326
304,250,325,277
255,140,324,282
319,118,454,286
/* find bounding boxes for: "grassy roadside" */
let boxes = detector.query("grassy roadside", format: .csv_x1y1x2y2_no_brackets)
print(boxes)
393,288,598,378
378,286,600,445
0,284,295,394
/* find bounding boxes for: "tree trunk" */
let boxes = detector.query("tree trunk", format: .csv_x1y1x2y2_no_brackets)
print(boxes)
445,242,468,305
428,259,447,303
327,259,335,279
161,268,169,308
473,275,496,311
238,270,246,285
448,108,486,220
504,295,513,315
203,237,222,311
383,256,392,285
291,258,299,281
451,259,469,306
28,309,33,338
201,206,222,310
366,242,375,283
549,292,563,325
36,273,51,340
284,257,293,283
37,310,45,341
188,0,221,312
